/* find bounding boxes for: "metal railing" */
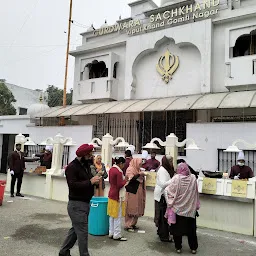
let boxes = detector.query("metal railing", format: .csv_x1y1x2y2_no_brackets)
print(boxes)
25,145,70,168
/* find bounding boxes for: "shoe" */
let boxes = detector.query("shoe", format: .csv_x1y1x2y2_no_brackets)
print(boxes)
160,238,173,243
113,237,127,241
16,193,24,197
176,249,181,254
11,194,14,197
132,225,139,230
191,250,197,254
124,228,135,232
109,235,113,239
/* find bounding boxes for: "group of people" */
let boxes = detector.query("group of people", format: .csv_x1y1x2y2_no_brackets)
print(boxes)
9,141,254,256
59,144,202,256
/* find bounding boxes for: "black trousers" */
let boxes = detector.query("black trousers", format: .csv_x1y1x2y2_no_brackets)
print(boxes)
10,172,23,195
173,234,198,251
59,201,90,256
155,197,170,240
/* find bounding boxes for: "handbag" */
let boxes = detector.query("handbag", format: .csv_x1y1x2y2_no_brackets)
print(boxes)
125,176,140,194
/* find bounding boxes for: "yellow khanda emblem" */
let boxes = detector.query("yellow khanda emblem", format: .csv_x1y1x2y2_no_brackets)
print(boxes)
156,50,179,83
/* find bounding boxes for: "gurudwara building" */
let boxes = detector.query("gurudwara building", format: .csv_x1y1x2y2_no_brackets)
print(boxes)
36,0,256,173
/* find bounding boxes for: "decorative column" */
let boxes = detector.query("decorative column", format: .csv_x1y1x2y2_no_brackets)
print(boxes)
100,133,113,167
165,133,179,169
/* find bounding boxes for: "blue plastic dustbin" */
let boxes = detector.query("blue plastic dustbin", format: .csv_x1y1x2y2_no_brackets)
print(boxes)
88,197,109,236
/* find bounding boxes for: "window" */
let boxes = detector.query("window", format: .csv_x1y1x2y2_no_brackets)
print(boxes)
19,108,27,115
113,62,118,78
233,30,256,57
85,60,108,79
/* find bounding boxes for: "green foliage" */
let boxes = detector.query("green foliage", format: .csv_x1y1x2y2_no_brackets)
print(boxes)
46,85,73,107
0,82,16,115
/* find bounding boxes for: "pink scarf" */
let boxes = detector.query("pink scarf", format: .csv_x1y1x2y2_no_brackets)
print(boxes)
165,163,200,218
126,158,143,183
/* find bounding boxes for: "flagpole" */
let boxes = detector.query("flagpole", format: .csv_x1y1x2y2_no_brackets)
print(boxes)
63,0,73,107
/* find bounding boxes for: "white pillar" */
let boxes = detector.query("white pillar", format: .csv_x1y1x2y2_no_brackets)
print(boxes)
48,134,65,175
165,133,178,169
101,133,113,167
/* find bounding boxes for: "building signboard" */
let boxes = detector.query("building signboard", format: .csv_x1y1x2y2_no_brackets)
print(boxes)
93,0,219,37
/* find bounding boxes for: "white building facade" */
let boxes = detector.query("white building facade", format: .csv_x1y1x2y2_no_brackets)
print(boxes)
35,0,256,173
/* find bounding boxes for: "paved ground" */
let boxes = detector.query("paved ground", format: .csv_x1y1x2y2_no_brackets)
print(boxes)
1,193,256,256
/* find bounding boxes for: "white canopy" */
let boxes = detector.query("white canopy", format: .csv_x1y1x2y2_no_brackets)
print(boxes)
36,90,256,118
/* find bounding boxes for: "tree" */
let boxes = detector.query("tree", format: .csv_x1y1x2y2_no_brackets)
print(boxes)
46,85,73,107
0,81,16,115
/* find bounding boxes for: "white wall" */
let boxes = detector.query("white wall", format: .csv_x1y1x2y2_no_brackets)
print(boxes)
72,44,126,104
186,122,256,172
134,40,201,99
0,116,93,161
125,19,212,99
212,15,256,92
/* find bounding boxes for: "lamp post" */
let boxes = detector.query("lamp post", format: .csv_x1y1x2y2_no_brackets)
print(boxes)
15,133,36,151
143,133,201,168
224,139,256,152
89,133,130,167
41,133,76,175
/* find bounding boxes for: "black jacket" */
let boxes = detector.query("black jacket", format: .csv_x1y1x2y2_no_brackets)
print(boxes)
65,158,94,203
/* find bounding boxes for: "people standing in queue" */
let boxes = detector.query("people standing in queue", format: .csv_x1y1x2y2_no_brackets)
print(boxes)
145,151,160,171
8,143,26,197
124,158,147,232
59,144,101,256
154,155,175,242
91,155,108,197
229,151,254,180
165,163,200,254
108,157,127,241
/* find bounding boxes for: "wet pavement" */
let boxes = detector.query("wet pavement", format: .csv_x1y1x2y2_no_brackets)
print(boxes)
1,193,256,256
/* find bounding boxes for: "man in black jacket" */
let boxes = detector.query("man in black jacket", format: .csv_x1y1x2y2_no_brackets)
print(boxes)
59,144,101,256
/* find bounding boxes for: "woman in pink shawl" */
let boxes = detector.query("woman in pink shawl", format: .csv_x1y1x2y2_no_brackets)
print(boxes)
165,163,200,254
124,158,147,232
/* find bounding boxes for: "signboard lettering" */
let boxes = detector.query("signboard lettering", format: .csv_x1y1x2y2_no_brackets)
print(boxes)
93,0,219,37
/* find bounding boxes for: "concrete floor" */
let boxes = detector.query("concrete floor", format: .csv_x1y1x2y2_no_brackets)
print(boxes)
1,193,256,256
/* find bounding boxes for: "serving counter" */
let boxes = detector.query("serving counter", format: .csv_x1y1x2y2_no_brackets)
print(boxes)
5,171,256,236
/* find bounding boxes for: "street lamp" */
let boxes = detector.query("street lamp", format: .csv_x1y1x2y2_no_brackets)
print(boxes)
15,133,36,150
224,139,256,152
90,133,130,167
41,133,76,175
143,133,202,167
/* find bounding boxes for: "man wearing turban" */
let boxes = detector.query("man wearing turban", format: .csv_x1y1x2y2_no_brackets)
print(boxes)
59,144,101,256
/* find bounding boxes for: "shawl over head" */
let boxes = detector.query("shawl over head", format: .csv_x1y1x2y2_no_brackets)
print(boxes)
164,163,200,218
177,163,190,176
126,158,143,183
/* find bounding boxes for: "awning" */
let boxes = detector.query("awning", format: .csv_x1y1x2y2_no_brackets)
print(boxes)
36,90,256,118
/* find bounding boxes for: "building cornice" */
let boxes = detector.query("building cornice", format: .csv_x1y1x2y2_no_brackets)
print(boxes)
70,41,126,56
213,6,256,24
144,0,195,16
128,0,158,8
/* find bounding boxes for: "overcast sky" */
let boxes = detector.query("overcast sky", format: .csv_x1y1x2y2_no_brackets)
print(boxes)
0,0,160,91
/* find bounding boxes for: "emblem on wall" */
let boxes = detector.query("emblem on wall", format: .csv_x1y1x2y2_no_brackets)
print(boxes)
156,50,179,84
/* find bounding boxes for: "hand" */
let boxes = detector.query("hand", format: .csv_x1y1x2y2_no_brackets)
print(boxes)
10,170,14,176
234,175,240,180
32,154,36,158
98,170,104,176
90,176,101,185
140,171,148,176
